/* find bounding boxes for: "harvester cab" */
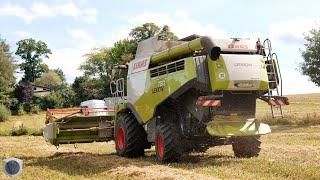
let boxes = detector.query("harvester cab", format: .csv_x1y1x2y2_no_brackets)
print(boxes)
43,34,289,163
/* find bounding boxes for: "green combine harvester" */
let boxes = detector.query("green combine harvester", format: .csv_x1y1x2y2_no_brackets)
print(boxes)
44,34,289,162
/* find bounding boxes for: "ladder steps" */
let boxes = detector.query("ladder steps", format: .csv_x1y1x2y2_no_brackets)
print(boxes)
262,38,284,118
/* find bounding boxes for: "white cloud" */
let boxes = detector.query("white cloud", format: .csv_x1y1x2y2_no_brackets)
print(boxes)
127,11,228,38
44,47,85,83
269,17,320,44
242,32,263,40
0,2,97,24
42,28,99,83
67,28,95,45
13,30,32,39
0,3,34,23
281,68,320,95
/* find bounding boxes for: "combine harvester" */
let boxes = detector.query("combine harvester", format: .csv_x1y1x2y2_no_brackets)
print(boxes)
44,35,289,162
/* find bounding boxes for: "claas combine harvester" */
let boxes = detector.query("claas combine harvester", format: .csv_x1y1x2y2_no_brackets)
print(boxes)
44,34,289,162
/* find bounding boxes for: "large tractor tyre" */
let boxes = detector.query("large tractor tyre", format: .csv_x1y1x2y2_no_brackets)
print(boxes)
232,136,261,158
155,122,182,163
115,112,148,157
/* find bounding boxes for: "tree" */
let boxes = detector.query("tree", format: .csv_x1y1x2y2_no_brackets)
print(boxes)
14,78,33,104
109,39,137,65
53,68,66,84
130,23,178,42
129,23,161,42
15,38,52,82
75,23,179,102
80,48,110,78
34,71,62,90
72,76,105,104
300,28,320,86
0,37,16,92
0,37,17,106
158,25,178,41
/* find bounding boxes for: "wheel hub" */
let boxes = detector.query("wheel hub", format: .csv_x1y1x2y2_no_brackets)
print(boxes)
156,135,164,159
117,128,125,151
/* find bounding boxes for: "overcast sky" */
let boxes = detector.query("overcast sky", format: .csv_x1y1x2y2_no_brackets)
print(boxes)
1,0,320,94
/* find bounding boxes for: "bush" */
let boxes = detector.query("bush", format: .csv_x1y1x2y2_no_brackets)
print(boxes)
31,104,41,114
17,104,26,116
11,126,28,136
39,92,63,109
29,128,43,136
0,104,11,122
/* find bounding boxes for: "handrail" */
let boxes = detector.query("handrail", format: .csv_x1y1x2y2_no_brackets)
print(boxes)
271,53,283,96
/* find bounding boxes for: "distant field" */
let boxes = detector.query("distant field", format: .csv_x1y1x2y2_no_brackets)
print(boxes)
0,113,45,136
0,93,320,179
257,93,320,125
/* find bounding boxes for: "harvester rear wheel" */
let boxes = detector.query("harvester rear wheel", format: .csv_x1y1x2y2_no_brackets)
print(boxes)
115,112,148,157
232,136,261,158
156,121,181,162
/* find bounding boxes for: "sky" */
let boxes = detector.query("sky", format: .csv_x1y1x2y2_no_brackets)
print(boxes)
0,0,320,95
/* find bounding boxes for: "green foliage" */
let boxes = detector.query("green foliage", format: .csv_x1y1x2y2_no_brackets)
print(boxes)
32,86,75,109
130,22,161,42
11,125,28,136
158,25,178,41
29,128,43,136
35,71,62,90
30,104,41,114
40,92,63,109
300,28,320,86
17,104,26,116
129,23,178,42
72,76,106,105
0,37,17,107
0,104,11,122
81,48,110,78
55,87,76,108
109,39,137,65
0,37,16,92
53,68,67,84
15,38,52,82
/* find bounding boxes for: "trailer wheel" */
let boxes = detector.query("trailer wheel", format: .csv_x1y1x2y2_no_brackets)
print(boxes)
232,136,261,158
115,112,148,157
156,121,181,162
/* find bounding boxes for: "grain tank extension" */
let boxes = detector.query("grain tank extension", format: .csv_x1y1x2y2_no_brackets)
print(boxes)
44,34,289,162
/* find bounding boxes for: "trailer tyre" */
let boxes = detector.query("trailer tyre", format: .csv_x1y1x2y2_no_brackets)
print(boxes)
115,112,147,157
156,122,181,162
232,136,261,158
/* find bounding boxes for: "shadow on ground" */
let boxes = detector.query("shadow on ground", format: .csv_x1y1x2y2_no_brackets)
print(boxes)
20,150,238,177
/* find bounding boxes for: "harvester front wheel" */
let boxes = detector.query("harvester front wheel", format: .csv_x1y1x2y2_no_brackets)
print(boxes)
156,121,181,162
115,112,148,157
232,136,261,158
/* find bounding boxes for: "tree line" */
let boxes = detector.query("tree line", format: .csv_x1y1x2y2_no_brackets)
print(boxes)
1,23,319,120
0,23,177,119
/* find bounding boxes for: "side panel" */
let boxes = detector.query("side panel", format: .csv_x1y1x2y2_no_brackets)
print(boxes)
208,54,269,91
127,58,197,123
